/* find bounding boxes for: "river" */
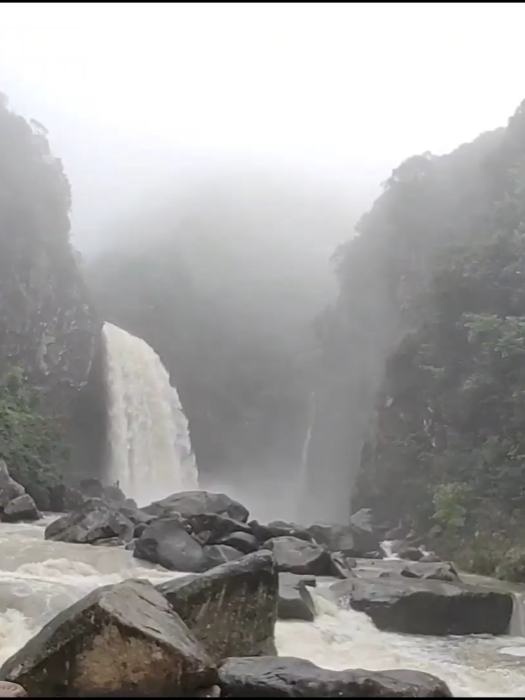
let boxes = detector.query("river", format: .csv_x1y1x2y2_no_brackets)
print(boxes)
2,516,525,696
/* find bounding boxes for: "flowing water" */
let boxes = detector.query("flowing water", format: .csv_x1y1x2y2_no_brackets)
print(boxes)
103,322,199,506
2,518,525,695
2,324,525,694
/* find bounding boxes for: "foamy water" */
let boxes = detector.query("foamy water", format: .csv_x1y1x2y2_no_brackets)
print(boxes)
2,518,525,696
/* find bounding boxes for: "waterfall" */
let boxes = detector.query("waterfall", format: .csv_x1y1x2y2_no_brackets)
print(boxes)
510,592,525,637
102,322,198,506
295,391,316,521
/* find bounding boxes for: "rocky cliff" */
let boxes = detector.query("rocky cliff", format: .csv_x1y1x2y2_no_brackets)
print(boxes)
0,93,103,480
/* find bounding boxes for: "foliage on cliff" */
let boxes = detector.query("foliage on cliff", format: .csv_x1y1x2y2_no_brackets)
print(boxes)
0,92,101,485
317,99,525,569
0,368,68,492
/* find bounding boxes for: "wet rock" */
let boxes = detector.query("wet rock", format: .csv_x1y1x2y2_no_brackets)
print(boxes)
0,579,217,696
203,545,245,569
134,517,207,572
397,545,424,561
48,483,85,513
184,513,253,544
265,536,332,576
118,506,155,528
278,573,316,621
0,461,25,510
0,681,27,697
143,491,249,523
264,521,314,543
329,576,513,635
218,531,258,554
349,508,382,552
157,550,278,661
1,494,40,523
248,520,273,543
218,657,452,697
401,563,458,583
306,523,356,553
44,498,134,545
329,552,356,579
420,552,441,563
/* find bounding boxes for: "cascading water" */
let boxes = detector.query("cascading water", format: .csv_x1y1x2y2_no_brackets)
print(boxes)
102,322,198,506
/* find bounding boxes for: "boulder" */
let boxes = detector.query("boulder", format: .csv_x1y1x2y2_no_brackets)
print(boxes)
157,550,278,661
420,552,441,563
48,483,85,513
219,531,259,554
329,552,356,579
329,576,513,635
264,521,314,543
265,536,332,576
0,579,217,696
143,491,249,523
248,520,274,543
1,495,40,523
278,574,316,621
184,513,253,543
44,498,134,545
398,546,424,561
218,657,452,697
348,508,382,552
134,517,207,572
400,563,458,583
117,505,155,527
307,523,356,553
0,682,27,698
203,545,245,569
0,461,25,510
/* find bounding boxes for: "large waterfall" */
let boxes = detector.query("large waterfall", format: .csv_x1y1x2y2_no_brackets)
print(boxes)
102,322,198,506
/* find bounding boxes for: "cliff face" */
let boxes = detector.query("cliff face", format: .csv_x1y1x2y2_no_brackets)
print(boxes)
0,94,102,450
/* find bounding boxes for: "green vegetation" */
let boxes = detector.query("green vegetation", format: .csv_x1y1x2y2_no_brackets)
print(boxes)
0,368,68,493
313,99,525,578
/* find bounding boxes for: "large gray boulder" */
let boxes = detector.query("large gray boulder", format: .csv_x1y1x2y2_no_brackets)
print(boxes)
329,576,513,635
143,491,249,523
202,545,244,569
134,517,208,572
1,494,40,523
218,657,452,697
44,498,134,545
0,461,25,510
307,514,381,557
157,550,278,662
278,574,316,622
183,513,253,544
0,579,217,696
265,536,332,576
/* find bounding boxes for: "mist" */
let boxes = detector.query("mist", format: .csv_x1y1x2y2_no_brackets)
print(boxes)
2,2,525,524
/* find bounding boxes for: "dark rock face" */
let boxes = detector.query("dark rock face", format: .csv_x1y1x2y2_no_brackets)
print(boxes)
157,551,278,662
266,536,332,576
134,517,208,572
218,657,452,697
143,491,249,523
278,574,316,622
0,462,40,523
44,498,134,545
329,577,513,635
0,579,217,696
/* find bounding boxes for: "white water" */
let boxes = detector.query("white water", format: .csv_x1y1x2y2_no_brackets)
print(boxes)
3,519,525,696
103,322,199,506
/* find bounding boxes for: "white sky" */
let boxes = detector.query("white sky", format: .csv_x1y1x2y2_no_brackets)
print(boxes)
0,2,524,248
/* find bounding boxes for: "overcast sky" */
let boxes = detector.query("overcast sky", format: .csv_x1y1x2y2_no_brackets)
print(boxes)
0,2,524,249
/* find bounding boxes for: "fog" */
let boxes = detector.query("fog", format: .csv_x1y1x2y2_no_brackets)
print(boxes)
2,2,525,522
2,3,525,254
